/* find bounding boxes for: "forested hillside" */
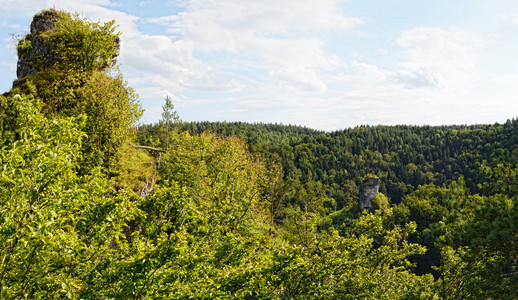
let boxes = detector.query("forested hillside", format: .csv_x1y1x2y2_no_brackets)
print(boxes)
0,9,516,299
142,119,518,206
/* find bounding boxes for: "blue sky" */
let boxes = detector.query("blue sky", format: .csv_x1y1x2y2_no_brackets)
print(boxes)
1,0,518,130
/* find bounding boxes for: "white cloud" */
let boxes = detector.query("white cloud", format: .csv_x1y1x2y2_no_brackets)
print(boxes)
276,27,493,128
174,0,362,40
120,33,244,95
0,0,112,17
508,13,518,26
349,60,392,87
0,0,365,126
169,25,495,129
144,0,361,94
3,1,515,130
269,64,328,94
395,27,486,90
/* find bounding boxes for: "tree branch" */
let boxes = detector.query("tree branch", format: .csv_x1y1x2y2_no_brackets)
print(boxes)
131,145,165,153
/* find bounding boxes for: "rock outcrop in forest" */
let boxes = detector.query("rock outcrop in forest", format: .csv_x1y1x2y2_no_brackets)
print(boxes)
0,9,516,300
359,175,380,211
15,9,120,83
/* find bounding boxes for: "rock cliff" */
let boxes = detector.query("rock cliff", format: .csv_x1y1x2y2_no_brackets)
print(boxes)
359,175,380,211
15,9,120,84
16,10,60,79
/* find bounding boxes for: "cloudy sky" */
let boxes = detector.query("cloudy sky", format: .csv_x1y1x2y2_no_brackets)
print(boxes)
1,0,518,130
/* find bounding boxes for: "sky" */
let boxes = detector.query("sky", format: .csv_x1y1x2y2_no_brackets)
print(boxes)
1,0,518,131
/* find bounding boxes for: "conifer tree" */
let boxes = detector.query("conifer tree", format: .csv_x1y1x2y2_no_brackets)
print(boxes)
159,95,180,149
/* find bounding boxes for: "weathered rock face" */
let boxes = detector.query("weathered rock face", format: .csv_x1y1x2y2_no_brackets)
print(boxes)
16,10,61,79
359,176,380,211
15,9,120,82
30,9,60,35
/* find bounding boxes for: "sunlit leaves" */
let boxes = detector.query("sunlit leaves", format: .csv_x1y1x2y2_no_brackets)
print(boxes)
41,10,120,72
0,94,138,298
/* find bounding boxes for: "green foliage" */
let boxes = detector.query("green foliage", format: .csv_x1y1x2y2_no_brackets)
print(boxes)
40,10,120,72
372,192,389,210
158,95,181,149
479,160,518,196
160,131,270,234
430,177,518,299
254,210,435,299
15,39,32,56
394,184,450,231
172,120,518,205
10,9,143,174
0,101,440,297
363,172,379,181
110,142,155,192
0,94,138,298
78,130,275,298
12,70,143,174
3,10,516,299
72,71,142,173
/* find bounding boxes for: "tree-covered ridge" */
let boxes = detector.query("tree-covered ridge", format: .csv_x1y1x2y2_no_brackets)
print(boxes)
0,9,516,299
0,94,438,298
168,119,518,206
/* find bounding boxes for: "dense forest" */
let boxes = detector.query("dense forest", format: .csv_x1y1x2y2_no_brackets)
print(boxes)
0,9,516,299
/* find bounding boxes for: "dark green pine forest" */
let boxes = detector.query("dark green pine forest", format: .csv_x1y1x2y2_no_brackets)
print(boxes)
0,9,516,299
